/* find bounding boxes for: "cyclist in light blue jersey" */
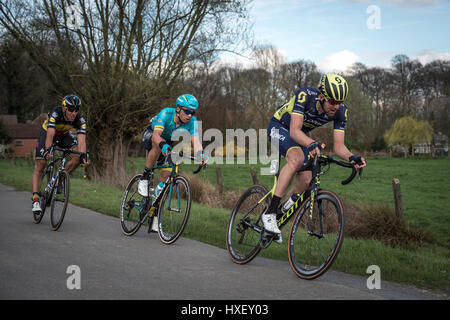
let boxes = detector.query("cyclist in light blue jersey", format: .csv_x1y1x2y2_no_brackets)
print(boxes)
138,94,207,205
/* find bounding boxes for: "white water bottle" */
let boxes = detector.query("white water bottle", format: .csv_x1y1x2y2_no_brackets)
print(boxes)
153,182,164,198
281,193,300,214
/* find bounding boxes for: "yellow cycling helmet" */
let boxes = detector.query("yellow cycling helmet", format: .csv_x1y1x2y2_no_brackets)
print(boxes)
318,74,349,102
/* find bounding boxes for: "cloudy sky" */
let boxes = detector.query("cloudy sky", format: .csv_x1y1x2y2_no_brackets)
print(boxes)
236,0,450,72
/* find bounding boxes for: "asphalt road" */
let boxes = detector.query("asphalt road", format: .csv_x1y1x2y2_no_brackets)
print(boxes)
0,183,444,301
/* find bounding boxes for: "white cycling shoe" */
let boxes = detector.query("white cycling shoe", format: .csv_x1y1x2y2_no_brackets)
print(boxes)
138,179,148,197
262,213,281,234
32,201,42,213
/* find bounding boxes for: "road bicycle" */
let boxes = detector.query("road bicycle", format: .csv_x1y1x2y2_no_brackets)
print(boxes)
120,152,205,244
33,145,87,231
226,153,362,280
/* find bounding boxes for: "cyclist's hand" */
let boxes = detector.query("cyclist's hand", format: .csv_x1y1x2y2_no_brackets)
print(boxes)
161,144,171,156
80,153,89,166
200,153,209,166
349,155,366,170
43,148,50,161
307,142,325,158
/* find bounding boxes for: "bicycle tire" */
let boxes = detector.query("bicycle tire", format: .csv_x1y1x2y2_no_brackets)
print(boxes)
120,175,149,236
33,169,51,224
226,185,270,264
157,175,191,245
50,171,70,231
288,190,345,280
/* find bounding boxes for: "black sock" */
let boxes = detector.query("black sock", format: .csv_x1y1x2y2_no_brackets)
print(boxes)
142,167,152,179
267,195,281,214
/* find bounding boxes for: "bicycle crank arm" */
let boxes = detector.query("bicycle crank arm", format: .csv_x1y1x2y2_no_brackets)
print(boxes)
308,230,325,239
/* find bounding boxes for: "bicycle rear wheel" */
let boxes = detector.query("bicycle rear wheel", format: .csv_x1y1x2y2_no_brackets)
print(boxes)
226,185,269,264
50,171,70,231
33,169,51,224
120,175,148,236
157,176,191,244
288,190,345,280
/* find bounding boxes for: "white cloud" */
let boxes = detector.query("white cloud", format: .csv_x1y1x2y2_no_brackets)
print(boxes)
414,51,450,65
317,50,361,73
342,0,441,6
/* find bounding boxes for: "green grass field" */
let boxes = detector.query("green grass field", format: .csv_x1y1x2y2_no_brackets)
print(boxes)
1,156,449,293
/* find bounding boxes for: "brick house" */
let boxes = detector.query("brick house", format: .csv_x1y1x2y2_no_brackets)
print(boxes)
1,114,45,157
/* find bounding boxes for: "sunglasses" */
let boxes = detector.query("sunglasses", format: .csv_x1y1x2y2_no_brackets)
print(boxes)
66,106,80,112
182,108,195,116
327,99,342,106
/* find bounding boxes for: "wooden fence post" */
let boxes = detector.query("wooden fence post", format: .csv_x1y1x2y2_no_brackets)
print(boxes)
215,165,223,195
392,178,404,219
250,167,259,185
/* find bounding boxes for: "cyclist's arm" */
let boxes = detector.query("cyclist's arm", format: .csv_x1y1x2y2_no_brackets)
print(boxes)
151,128,165,146
45,127,56,151
290,114,315,147
333,130,366,169
77,133,88,165
191,135,203,154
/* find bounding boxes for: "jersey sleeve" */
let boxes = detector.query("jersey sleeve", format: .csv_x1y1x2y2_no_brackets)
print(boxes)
46,107,60,130
151,109,167,132
292,89,309,117
333,105,348,132
76,116,87,135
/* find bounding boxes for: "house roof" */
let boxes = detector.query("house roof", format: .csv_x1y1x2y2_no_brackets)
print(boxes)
0,114,18,125
7,123,41,139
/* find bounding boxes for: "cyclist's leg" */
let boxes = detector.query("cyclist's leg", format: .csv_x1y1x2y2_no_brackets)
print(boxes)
61,134,80,174
265,121,305,233
32,130,48,210
292,147,312,195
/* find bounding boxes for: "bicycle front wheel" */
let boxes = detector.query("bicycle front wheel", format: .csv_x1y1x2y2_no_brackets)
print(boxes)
157,176,191,245
50,171,70,231
288,190,345,280
120,175,148,236
226,185,269,264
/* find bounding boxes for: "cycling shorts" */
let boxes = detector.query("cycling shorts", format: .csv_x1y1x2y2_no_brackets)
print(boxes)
35,128,77,160
267,120,311,170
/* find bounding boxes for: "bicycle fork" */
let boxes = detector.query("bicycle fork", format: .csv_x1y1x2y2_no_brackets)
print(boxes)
307,191,325,239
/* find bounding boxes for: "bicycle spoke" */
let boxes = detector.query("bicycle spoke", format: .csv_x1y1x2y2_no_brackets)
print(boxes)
288,191,345,280
227,185,269,264
157,176,191,244
120,175,147,236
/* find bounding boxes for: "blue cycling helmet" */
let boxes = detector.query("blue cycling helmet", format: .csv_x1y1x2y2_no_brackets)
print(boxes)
176,94,198,111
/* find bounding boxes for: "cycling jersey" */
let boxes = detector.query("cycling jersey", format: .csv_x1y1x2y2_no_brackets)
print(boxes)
150,107,198,141
271,87,347,134
42,106,87,135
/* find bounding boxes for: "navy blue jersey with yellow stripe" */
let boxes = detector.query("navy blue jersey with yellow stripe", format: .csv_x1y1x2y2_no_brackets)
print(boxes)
271,87,347,134
42,106,87,135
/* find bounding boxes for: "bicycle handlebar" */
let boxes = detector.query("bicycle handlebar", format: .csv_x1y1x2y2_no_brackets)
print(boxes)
316,155,362,185
166,151,207,174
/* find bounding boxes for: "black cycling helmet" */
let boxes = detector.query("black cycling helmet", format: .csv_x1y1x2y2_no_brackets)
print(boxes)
62,94,81,111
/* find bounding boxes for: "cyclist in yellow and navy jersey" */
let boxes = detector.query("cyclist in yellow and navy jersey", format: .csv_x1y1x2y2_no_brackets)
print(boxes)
31,94,89,213
263,74,366,240
138,94,208,232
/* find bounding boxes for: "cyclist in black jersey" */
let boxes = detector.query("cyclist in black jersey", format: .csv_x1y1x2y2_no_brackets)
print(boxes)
263,74,366,240
31,94,89,213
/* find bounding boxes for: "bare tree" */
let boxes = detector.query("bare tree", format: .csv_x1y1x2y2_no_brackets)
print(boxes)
0,0,252,183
